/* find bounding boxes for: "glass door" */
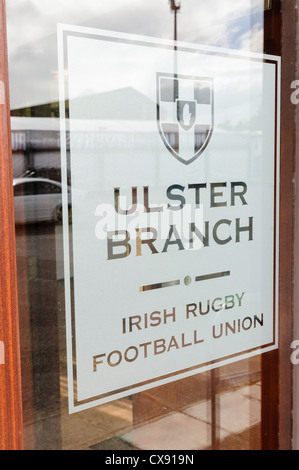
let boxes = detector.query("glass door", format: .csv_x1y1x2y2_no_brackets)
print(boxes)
1,0,295,450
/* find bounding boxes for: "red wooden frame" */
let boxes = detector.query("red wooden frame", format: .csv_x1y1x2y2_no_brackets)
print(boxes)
0,0,23,450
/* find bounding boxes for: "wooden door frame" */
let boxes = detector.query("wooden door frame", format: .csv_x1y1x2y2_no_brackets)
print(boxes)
261,0,296,450
0,0,23,450
292,0,299,451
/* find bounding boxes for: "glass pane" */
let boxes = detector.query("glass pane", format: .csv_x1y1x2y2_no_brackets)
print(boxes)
7,0,275,450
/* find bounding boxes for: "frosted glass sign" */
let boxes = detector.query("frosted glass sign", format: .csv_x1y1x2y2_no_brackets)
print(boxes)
58,25,280,413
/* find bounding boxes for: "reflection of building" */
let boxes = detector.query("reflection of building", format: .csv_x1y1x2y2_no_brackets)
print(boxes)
11,86,262,184
11,86,155,120
10,87,157,182
11,117,62,181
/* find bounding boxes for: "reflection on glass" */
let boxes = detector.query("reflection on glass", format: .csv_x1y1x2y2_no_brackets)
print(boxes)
7,0,266,450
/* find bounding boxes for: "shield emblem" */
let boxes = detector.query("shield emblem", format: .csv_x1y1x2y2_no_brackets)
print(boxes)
157,73,214,165
177,100,196,131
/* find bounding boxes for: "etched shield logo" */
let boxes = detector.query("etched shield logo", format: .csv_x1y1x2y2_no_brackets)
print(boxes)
157,73,214,165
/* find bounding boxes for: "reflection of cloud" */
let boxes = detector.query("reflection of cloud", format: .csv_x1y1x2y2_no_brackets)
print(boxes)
179,0,264,47
7,0,265,110
239,23,264,53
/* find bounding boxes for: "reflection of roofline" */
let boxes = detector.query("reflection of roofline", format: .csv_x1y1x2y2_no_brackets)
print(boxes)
10,87,155,120
11,117,262,135
11,117,62,131
10,116,158,132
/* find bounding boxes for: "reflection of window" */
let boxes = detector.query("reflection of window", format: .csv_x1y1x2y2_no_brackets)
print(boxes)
34,182,61,195
14,183,27,196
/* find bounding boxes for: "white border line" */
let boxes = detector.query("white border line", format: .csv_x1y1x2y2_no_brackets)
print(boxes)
57,24,74,413
58,24,281,414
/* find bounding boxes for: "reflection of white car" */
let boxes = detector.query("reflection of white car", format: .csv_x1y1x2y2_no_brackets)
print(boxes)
13,177,71,224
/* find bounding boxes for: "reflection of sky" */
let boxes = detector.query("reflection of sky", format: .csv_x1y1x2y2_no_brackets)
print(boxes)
6,0,264,109
66,33,264,132
228,12,263,51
